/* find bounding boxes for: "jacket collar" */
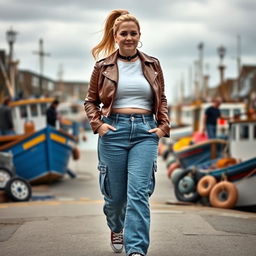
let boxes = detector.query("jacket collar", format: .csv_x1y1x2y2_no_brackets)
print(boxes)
101,50,157,86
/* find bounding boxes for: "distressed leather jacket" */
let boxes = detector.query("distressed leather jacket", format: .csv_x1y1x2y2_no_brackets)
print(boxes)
84,50,170,136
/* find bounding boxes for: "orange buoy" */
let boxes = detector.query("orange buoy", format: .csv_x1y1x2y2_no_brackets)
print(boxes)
209,181,238,209
167,162,180,178
216,158,237,168
24,121,35,134
72,147,80,160
197,175,217,197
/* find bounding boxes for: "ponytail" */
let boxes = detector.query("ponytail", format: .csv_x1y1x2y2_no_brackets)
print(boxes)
92,9,140,60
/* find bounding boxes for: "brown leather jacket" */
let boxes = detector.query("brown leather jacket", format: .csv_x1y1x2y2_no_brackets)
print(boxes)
84,50,170,136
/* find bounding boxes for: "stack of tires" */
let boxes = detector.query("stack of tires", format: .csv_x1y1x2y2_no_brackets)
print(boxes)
0,152,31,203
171,168,238,209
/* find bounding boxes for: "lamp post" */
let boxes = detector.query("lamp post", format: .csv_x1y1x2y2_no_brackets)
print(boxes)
6,27,18,97
198,42,204,99
217,45,226,85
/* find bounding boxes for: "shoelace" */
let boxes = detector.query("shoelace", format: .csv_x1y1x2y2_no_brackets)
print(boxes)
112,232,123,244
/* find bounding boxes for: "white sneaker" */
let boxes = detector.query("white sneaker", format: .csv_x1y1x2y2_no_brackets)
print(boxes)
110,231,123,253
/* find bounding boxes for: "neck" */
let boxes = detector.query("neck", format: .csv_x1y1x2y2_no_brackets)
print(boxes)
118,50,138,62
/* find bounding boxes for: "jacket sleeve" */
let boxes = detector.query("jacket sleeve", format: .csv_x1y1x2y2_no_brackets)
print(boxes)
155,60,170,137
84,63,104,133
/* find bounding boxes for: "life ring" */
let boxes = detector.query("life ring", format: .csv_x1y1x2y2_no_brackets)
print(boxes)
167,162,180,178
72,147,80,160
197,175,217,197
209,181,238,209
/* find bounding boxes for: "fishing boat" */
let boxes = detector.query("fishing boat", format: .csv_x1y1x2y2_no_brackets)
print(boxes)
173,119,256,209
0,126,77,184
170,101,246,138
173,139,227,169
9,98,55,134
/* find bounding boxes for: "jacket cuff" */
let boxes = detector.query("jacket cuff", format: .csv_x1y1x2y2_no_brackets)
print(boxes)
91,120,104,134
158,124,170,137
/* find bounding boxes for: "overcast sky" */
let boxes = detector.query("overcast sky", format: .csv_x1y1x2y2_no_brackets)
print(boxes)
0,0,255,103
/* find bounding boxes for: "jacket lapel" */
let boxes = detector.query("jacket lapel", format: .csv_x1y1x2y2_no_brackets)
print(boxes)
139,51,158,88
101,51,118,84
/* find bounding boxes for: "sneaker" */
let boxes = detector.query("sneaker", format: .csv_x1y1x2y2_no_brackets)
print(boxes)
110,231,123,253
130,254,144,256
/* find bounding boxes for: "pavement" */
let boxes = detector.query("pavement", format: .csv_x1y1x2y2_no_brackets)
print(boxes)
0,150,256,256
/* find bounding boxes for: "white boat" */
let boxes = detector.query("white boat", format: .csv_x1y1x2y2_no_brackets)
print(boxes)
9,98,54,134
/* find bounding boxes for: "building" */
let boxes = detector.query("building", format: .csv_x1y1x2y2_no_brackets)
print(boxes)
17,70,88,101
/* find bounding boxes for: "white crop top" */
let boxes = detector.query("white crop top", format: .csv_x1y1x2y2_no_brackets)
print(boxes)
112,59,153,111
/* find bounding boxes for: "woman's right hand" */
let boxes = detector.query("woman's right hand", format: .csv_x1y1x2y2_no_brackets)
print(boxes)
97,123,116,137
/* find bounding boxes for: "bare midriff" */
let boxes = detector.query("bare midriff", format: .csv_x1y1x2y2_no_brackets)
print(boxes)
111,108,152,115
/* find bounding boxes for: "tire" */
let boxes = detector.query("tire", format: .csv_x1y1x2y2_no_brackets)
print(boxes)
5,177,32,202
197,175,217,197
0,167,13,190
167,162,180,178
162,149,170,160
174,169,201,203
209,181,238,209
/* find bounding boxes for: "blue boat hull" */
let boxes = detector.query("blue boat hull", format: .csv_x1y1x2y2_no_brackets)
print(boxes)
3,126,76,184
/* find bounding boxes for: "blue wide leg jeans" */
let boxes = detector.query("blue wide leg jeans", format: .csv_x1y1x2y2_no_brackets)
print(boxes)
97,113,159,256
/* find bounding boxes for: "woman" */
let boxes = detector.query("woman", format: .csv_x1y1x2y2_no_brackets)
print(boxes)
84,9,170,256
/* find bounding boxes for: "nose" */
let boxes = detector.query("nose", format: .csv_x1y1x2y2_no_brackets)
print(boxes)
126,33,132,40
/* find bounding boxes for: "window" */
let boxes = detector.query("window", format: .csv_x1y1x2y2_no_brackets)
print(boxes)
232,125,236,140
32,77,39,88
30,104,38,117
71,105,78,114
40,103,47,115
233,109,241,117
240,125,249,140
220,109,230,118
48,82,54,91
20,105,28,118
19,73,24,83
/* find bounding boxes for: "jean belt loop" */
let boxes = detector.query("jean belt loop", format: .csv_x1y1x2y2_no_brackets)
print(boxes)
142,114,146,124
115,114,119,125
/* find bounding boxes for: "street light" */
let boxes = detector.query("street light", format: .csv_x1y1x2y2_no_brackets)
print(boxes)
217,45,226,85
6,27,18,63
6,27,18,98
217,45,226,64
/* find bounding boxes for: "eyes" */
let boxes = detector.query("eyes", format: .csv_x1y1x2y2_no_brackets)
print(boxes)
119,31,139,37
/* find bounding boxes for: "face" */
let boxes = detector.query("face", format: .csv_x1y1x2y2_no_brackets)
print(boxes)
114,21,140,56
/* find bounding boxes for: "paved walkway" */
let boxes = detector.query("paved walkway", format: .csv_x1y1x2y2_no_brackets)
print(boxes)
0,150,256,256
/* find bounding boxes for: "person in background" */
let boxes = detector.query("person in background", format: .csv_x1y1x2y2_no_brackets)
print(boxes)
202,98,222,139
46,99,59,127
84,9,170,256
0,97,15,135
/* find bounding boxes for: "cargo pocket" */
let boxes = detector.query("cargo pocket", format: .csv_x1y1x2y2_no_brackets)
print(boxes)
98,163,111,198
148,160,157,197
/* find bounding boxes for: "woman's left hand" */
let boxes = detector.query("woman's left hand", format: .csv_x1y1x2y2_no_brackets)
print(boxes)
148,128,165,138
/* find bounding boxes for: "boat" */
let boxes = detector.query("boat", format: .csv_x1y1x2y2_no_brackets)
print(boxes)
173,139,227,169
170,101,246,138
0,126,77,184
173,119,256,209
9,98,55,134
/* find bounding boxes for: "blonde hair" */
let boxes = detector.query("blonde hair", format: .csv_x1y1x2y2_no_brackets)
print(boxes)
92,9,140,60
